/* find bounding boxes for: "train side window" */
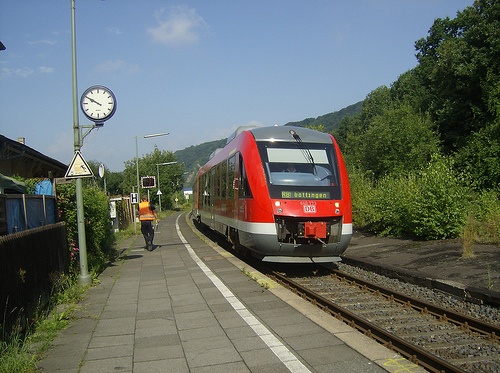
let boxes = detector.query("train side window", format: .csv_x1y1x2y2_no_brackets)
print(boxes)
228,156,235,199
221,160,227,199
216,164,220,199
239,154,252,197
202,173,210,207
210,168,215,205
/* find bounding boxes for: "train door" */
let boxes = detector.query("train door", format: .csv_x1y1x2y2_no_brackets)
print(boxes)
237,153,252,220
227,155,236,219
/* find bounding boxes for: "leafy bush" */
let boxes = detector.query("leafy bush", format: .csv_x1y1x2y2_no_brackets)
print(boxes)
83,186,115,270
351,154,469,240
57,184,114,274
348,167,378,228
409,155,468,239
372,173,419,237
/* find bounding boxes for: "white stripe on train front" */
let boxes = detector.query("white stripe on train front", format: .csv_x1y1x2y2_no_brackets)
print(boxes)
214,213,352,237
343,222,353,235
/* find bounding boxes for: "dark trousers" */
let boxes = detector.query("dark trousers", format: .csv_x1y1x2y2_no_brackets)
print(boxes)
140,220,155,245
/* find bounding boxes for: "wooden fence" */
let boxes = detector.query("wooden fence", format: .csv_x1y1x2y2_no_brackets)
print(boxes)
0,222,68,339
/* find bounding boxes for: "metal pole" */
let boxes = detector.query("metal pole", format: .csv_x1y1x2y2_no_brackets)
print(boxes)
135,136,140,203
136,132,169,197
134,136,139,233
156,163,161,212
134,133,169,226
71,0,91,286
156,161,177,213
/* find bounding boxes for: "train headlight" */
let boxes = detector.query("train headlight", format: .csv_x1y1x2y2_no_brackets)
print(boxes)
275,201,281,207
335,202,340,208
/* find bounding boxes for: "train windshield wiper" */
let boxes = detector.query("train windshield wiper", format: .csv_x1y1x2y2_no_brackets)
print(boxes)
289,130,316,173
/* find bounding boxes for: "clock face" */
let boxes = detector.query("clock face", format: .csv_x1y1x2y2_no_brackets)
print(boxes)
80,86,116,122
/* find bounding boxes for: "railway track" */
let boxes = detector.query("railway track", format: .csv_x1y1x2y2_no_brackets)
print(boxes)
267,268,500,373
192,218,500,371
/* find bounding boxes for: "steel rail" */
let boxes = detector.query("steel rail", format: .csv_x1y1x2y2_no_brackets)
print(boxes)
270,271,467,373
331,269,500,342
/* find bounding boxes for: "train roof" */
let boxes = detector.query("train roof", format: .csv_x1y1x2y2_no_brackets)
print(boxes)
226,125,333,145
249,126,333,144
226,125,260,145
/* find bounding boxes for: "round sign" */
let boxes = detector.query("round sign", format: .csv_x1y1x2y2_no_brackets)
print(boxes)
98,164,105,178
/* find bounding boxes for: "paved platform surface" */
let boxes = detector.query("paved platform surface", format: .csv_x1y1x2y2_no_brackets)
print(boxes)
344,230,500,305
37,212,421,373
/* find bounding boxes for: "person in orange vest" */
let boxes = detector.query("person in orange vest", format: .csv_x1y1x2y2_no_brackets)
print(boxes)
138,196,159,251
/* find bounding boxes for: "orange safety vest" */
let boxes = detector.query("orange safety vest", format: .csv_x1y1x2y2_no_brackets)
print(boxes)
139,201,155,221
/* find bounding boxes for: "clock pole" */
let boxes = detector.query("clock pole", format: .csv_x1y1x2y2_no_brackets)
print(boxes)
71,0,91,286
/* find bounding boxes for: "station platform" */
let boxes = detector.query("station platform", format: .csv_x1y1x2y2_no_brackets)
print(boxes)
38,212,420,373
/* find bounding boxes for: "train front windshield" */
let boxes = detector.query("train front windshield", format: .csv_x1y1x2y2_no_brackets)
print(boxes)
257,142,342,200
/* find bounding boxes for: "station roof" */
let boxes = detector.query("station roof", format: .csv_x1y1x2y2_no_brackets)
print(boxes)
0,135,67,178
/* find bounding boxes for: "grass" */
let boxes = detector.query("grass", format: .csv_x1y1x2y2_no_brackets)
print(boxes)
241,267,271,289
0,335,36,373
0,274,86,373
114,222,137,241
461,212,476,259
486,265,494,290
0,219,146,373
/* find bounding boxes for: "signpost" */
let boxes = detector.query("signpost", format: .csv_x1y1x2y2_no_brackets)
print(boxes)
65,151,93,178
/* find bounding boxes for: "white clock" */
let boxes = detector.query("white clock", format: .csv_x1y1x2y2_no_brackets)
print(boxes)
80,85,116,124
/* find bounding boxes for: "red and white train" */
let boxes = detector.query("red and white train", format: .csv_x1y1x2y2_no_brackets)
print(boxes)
192,125,352,263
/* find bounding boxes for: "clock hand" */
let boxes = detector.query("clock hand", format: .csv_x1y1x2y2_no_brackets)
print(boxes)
86,96,102,106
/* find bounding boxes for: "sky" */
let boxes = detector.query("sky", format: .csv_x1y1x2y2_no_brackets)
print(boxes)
0,0,473,172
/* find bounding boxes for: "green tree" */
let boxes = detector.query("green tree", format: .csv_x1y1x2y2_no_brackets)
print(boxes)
455,119,500,190
390,68,430,111
305,123,326,133
333,87,392,163
333,113,363,154
123,146,185,209
360,86,393,125
350,103,440,178
105,171,126,196
174,138,226,184
415,0,500,153
82,161,125,196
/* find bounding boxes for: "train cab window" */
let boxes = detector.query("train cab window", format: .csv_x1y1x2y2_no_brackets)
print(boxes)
264,147,338,187
257,142,341,200
239,154,252,197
